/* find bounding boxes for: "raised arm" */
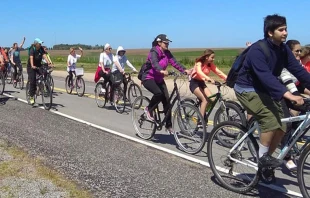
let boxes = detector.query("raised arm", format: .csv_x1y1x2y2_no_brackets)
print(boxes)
19,37,26,48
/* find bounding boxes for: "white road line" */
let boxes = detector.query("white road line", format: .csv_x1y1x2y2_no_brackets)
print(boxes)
2,93,302,197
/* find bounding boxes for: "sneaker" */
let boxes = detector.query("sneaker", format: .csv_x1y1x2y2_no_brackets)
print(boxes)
29,96,35,105
101,88,106,93
258,153,283,169
144,107,154,121
166,127,174,134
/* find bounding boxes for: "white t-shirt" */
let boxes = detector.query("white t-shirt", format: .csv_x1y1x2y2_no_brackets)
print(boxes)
67,54,81,71
98,52,114,68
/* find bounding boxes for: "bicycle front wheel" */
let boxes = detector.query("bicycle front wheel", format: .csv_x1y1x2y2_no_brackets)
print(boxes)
173,103,207,154
298,144,310,198
207,121,259,194
95,81,106,108
18,73,24,90
65,76,73,94
40,81,53,110
128,83,142,105
131,96,156,140
76,76,85,97
113,85,126,114
46,74,54,92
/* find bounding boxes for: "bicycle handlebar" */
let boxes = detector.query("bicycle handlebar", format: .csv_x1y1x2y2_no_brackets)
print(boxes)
291,97,310,106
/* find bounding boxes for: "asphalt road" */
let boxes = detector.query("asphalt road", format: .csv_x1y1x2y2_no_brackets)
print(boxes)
0,72,304,197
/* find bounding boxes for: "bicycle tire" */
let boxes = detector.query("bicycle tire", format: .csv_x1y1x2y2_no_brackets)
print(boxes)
113,85,126,113
173,103,207,154
181,98,197,106
103,82,111,107
40,81,53,110
297,143,310,198
18,73,24,90
0,72,4,95
214,102,247,126
25,81,33,105
131,96,156,140
207,121,260,194
128,83,142,105
47,74,54,92
95,81,106,108
76,77,85,97
65,75,73,94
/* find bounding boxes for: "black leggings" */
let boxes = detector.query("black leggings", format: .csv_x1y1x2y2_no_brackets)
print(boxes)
143,79,171,128
27,66,41,97
13,62,23,80
98,69,111,88
68,71,76,86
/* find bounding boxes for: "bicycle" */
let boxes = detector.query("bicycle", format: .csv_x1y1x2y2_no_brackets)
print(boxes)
182,81,246,147
207,98,310,197
25,67,53,110
65,66,85,97
131,71,207,154
12,63,24,90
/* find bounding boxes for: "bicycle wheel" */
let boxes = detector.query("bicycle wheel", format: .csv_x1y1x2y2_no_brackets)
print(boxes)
5,68,12,84
95,81,106,108
46,74,54,92
18,73,24,90
40,81,53,110
103,82,111,107
76,76,85,97
131,96,156,140
181,98,197,106
128,83,142,105
113,84,126,113
173,103,207,154
298,144,310,198
214,102,247,127
208,121,259,194
65,76,73,94
0,72,5,95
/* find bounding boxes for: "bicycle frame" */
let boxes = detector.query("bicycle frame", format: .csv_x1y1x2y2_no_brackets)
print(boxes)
148,74,184,128
228,111,310,169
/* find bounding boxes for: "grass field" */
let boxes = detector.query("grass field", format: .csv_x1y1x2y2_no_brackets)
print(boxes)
20,48,242,79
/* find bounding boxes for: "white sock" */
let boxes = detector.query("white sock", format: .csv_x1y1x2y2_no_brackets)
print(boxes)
258,142,269,158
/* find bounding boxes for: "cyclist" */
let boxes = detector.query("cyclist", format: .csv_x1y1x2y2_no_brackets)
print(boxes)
42,46,53,65
234,14,310,182
27,38,52,105
67,47,83,88
10,37,26,83
95,43,114,93
140,34,191,134
111,46,138,100
189,49,227,126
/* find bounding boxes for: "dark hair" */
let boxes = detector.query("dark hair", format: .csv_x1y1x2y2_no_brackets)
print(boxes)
152,39,158,47
286,40,300,51
263,14,287,38
195,49,214,64
13,43,17,47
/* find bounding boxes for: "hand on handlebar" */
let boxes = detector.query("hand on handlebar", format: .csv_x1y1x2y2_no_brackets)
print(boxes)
290,95,304,106
160,70,169,76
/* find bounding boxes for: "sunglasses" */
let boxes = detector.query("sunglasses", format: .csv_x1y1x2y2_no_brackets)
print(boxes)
295,50,302,53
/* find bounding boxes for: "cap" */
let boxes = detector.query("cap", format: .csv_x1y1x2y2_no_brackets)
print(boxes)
34,38,44,44
104,43,111,50
155,34,172,43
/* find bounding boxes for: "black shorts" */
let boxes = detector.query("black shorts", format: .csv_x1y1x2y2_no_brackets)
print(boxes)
189,79,207,93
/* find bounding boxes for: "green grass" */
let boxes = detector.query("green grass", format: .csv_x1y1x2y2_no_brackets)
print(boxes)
20,49,237,76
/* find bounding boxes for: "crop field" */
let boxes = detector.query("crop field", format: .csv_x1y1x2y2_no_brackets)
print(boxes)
20,48,243,79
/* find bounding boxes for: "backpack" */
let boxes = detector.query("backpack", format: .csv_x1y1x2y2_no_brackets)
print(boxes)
226,40,270,88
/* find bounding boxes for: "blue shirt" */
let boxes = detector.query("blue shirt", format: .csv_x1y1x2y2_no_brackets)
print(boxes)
235,38,310,101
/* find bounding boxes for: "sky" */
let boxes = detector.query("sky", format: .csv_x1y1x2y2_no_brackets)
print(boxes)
1,0,309,49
